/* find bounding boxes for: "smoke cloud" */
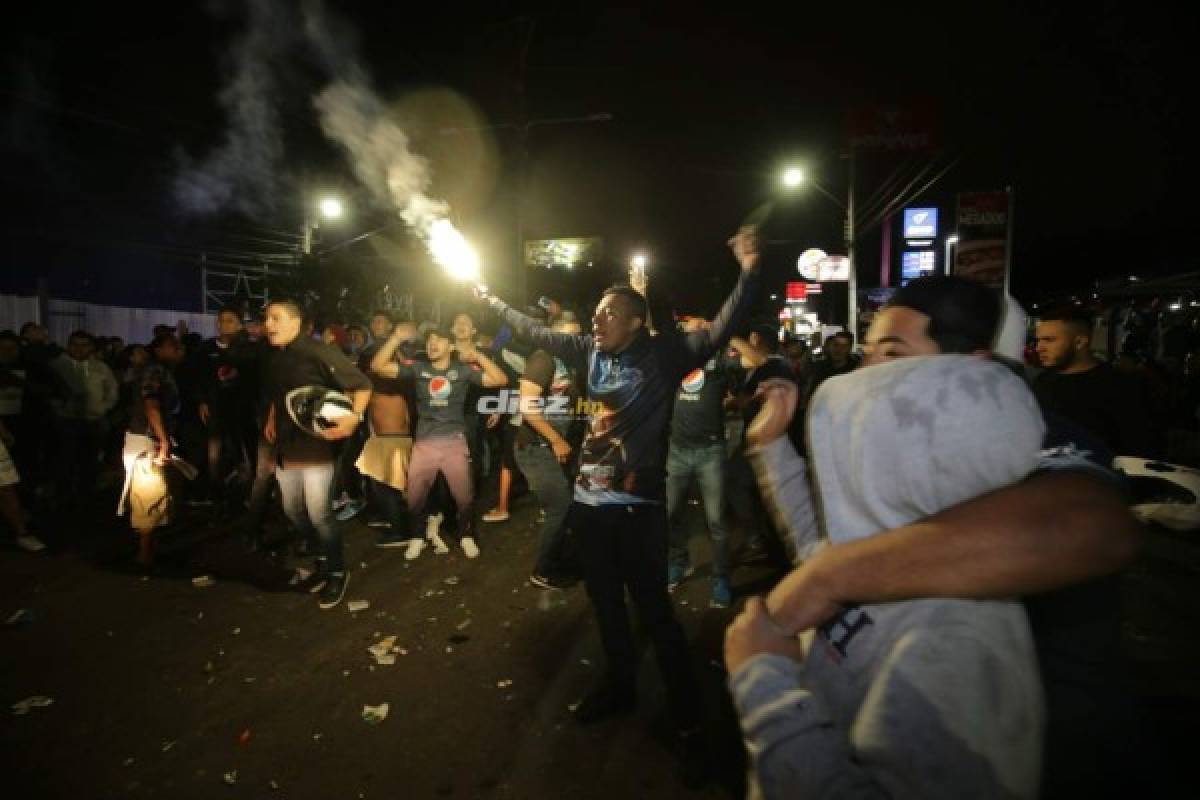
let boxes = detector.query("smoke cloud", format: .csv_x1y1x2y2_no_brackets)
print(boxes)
172,0,293,217
176,0,457,257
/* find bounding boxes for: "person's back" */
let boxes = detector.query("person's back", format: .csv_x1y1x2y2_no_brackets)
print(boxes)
735,355,1046,799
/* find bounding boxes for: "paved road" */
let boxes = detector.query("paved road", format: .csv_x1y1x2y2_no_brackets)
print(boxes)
4,491,1199,798
2,492,768,799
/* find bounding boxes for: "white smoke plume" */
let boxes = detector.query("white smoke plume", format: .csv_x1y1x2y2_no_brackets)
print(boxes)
176,0,470,273
172,0,293,217
300,1,455,252
312,81,447,237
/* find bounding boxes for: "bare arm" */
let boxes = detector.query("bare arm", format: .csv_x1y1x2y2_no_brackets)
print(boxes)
471,350,509,389
519,378,572,463
144,397,170,461
264,403,276,444
766,470,1144,634
729,336,767,369
370,329,405,378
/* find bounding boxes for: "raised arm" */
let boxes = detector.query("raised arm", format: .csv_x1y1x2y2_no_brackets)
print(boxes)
679,227,762,361
476,288,591,369
459,347,508,389
369,328,407,379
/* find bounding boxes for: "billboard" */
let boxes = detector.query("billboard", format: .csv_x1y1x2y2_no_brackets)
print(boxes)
818,256,850,282
848,103,939,151
901,250,937,284
954,192,1010,290
523,237,603,269
903,207,938,239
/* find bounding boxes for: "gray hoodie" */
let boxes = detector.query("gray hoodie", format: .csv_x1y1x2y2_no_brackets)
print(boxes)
734,355,1047,799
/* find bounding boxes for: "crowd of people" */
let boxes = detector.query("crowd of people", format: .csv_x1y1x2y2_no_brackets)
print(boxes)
1,224,1188,795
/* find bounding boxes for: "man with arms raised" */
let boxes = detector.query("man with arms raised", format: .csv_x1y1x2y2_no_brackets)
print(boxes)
477,228,761,785
370,323,508,560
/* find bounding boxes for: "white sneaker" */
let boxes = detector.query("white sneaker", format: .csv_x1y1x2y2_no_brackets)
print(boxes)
425,512,444,539
16,536,47,553
460,536,480,559
404,539,427,561
481,509,509,523
429,531,450,555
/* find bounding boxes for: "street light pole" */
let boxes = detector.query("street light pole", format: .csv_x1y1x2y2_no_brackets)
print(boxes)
845,150,857,339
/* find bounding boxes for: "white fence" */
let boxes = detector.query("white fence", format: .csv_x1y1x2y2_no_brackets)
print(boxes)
0,294,216,344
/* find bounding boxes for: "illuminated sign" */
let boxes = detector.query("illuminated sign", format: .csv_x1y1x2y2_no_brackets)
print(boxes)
817,256,850,282
903,207,938,239
901,250,937,284
523,237,603,269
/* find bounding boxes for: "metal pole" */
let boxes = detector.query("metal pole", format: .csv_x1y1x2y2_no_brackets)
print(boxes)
845,150,857,338
1003,185,1015,297
302,212,313,257
516,125,528,306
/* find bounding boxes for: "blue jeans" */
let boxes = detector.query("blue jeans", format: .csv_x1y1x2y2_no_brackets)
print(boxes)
275,463,343,573
514,443,573,576
666,441,730,579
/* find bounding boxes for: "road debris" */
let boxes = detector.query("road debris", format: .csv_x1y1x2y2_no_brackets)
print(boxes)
5,608,34,626
361,703,389,724
239,728,252,745
223,770,238,785
11,696,54,715
191,575,215,588
455,619,471,631
368,636,399,666
496,679,513,689
443,576,460,586
161,740,176,752
347,600,370,613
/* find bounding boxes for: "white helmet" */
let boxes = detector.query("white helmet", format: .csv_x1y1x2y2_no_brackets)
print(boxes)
285,386,355,438
1113,457,1200,531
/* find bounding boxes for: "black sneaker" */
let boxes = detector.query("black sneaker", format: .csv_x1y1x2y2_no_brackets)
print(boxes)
572,683,636,725
530,573,576,590
318,573,349,610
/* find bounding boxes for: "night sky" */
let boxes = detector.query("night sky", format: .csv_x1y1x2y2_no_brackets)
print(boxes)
4,2,1195,316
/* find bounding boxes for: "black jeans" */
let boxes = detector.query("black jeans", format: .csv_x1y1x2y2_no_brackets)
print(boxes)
368,477,411,540
570,501,701,728
56,417,105,499
205,412,253,508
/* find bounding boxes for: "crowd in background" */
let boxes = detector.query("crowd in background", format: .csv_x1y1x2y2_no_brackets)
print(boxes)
2,259,1193,795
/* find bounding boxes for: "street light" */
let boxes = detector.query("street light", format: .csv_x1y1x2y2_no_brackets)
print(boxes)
319,197,344,220
775,161,854,333
781,167,806,189
630,253,648,286
302,194,346,256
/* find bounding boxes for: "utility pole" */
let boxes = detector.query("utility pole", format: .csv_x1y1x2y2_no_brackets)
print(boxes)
845,150,857,338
